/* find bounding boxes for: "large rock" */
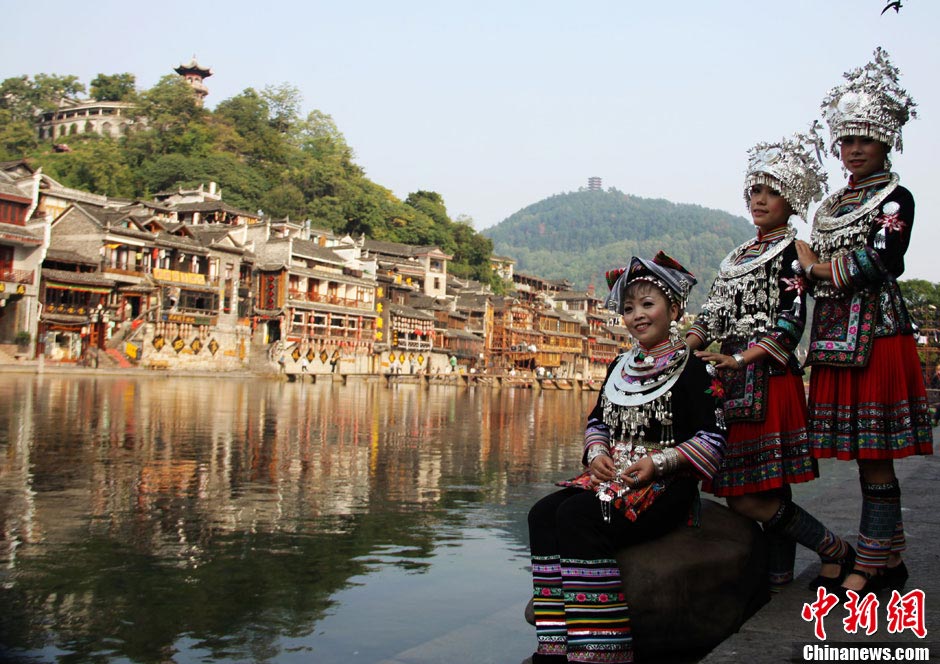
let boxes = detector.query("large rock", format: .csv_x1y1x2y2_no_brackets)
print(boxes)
526,499,768,660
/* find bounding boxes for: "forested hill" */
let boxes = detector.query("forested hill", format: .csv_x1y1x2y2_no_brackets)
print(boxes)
484,188,755,313
0,73,499,289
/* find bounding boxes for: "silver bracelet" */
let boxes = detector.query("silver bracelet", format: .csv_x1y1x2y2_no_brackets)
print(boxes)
586,444,610,465
732,352,746,369
663,447,680,475
650,452,667,478
804,262,817,281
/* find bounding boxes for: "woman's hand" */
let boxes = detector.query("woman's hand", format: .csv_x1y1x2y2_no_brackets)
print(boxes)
694,350,743,370
621,456,656,489
589,454,617,486
794,240,818,270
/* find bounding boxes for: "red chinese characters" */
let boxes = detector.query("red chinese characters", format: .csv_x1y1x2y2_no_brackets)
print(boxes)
802,587,840,640
886,589,927,639
801,588,928,641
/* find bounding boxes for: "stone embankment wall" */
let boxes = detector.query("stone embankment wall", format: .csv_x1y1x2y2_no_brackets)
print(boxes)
132,321,252,372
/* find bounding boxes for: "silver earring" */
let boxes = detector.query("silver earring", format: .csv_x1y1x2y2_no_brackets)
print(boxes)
883,156,892,172
669,320,680,344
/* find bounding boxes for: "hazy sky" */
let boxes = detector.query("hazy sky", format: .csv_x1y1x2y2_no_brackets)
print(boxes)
5,1,939,280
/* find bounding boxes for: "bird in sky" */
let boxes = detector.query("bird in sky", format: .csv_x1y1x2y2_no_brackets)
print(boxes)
882,1,903,15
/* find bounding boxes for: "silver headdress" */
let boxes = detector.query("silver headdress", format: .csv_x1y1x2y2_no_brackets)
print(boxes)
820,47,917,156
744,125,829,220
604,251,696,314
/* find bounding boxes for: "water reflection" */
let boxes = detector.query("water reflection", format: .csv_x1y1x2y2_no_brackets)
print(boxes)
0,376,591,662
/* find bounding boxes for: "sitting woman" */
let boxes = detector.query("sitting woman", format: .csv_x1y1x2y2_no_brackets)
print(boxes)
527,252,726,663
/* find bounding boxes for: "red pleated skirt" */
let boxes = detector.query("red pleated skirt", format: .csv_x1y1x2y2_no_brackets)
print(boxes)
808,334,934,460
703,371,817,497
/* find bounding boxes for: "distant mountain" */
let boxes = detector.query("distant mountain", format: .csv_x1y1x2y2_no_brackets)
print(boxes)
484,188,755,313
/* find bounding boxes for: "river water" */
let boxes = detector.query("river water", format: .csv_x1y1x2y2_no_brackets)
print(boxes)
0,375,597,663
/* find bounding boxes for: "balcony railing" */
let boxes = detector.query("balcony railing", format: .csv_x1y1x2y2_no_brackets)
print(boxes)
288,290,373,311
392,339,433,351
0,269,35,285
102,266,149,278
102,264,223,287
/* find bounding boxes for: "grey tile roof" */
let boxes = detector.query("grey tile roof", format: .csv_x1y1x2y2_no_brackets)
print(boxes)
292,239,345,264
173,201,259,218
444,329,483,340
41,312,90,325
387,303,436,321
45,248,99,266
117,201,175,213
153,234,208,252
0,180,29,200
552,291,600,301
0,159,35,173
0,223,43,242
42,268,115,287
363,239,450,259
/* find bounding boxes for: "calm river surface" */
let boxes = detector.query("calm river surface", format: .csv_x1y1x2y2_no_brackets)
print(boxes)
0,375,596,663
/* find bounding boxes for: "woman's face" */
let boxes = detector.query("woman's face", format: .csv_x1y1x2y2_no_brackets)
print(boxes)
621,284,679,349
840,136,889,180
748,183,793,231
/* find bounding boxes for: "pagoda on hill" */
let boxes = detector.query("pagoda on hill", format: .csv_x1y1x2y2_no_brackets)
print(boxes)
174,57,213,105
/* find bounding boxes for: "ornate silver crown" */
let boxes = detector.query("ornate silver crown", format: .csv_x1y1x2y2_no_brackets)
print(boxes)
744,125,829,220
820,47,916,156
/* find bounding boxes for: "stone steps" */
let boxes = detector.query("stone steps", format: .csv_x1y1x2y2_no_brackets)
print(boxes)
0,344,26,363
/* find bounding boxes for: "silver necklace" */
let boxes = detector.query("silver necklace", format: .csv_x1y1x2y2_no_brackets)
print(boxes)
813,173,899,233
717,225,795,279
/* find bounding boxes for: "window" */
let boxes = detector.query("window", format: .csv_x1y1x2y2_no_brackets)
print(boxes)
178,289,218,313
45,287,90,308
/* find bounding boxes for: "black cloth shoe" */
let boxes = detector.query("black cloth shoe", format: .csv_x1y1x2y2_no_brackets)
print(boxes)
529,654,567,664
835,567,879,602
809,544,856,593
875,561,909,592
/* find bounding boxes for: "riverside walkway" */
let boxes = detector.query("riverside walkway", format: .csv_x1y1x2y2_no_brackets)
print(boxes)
377,447,940,664
0,349,602,391
700,449,938,664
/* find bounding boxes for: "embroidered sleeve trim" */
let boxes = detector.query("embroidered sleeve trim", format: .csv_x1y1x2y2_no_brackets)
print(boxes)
755,337,789,366
676,431,726,480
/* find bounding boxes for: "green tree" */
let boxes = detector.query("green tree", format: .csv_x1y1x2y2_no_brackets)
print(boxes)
900,279,940,329
127,75,208,158
261,183,307,219
42,137,134,197
297,110,353,159
90,73,137,101
261,83,302,134
0,74,85,121
214,88,286,167
0,109,39,159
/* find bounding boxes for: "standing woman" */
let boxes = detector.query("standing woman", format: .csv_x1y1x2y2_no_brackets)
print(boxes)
795,48,933,595
527,253,726,663
688,130,855,591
